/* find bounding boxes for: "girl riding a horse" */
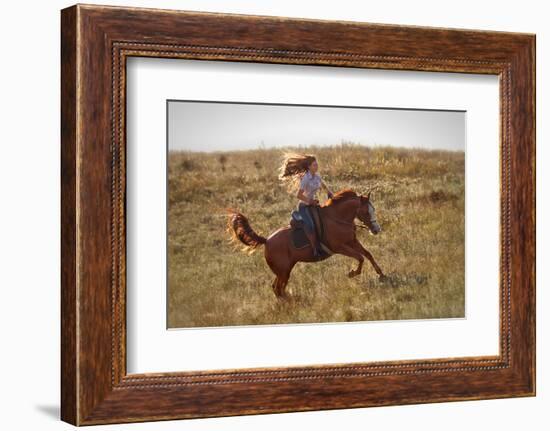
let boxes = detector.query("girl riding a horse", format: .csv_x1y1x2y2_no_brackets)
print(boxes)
278,153,333,257
228,153,385,299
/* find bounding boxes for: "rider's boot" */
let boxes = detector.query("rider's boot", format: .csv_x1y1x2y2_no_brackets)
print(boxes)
304,230,320,257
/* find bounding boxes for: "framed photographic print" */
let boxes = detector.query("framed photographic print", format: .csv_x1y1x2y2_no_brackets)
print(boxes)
61,4,535,425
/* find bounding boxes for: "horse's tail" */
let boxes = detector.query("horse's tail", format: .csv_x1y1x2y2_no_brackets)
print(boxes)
227,209,267,253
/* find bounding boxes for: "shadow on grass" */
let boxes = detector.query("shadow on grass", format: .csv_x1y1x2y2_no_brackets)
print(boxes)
274,292,315,309
367,271,429,289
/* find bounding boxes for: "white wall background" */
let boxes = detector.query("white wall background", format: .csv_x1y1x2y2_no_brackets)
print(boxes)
0,1,545,429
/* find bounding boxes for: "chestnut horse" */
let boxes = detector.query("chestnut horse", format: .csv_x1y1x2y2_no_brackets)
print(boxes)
228,190,385,299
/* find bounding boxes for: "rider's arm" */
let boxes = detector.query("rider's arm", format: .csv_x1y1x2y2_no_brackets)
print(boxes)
297,189,316,205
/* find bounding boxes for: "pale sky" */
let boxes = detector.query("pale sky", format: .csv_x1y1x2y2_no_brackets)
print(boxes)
168,101,465,152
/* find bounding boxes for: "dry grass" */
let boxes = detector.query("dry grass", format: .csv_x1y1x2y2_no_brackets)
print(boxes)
167,144,465,328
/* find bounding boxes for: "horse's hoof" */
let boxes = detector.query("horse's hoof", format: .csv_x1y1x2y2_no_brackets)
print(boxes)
379,274,388,282
348,270,358,278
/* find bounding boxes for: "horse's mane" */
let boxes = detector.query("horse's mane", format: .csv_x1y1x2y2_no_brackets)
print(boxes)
323,189,358,207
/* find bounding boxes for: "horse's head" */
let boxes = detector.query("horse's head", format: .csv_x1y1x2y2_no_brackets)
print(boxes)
358,192,381,235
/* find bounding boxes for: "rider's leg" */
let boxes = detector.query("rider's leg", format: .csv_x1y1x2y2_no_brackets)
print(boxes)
299,205,320,257
304,225,319,257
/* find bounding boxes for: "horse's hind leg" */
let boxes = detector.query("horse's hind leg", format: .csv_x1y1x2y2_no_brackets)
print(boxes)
268,263,292,299
271,263,295,300
264,230,295,299
272,274,290,300
267,257,294,300
271,277,285,299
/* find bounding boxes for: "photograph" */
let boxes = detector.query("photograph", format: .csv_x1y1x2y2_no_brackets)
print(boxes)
167,100,466,328
45,1,536,426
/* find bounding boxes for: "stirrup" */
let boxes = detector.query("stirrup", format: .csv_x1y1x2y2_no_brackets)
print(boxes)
313,244,322,257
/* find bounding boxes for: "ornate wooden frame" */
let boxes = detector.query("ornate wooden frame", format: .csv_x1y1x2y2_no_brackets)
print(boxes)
61,4,535,425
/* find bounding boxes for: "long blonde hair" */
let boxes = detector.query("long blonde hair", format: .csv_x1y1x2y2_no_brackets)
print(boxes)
278,153,317,191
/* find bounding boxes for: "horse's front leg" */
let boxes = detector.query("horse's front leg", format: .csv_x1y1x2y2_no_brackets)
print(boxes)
353,239,385,279
336,243,364,278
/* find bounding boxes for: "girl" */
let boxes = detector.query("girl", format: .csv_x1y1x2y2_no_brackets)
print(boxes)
279,153,334,257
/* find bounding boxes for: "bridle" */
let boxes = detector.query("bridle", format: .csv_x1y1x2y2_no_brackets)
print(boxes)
357,198,378,230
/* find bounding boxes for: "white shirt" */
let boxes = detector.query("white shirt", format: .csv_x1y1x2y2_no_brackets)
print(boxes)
299,171,322,200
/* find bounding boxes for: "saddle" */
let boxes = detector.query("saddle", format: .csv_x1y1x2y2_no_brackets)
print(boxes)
289,206,332,255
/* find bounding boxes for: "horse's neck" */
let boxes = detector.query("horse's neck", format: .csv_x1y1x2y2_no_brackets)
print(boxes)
323,199,359,223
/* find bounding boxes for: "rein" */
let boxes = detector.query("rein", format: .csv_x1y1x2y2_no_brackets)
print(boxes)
322,209,372,231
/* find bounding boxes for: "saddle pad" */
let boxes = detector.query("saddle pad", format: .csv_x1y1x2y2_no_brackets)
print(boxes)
291,227,310,250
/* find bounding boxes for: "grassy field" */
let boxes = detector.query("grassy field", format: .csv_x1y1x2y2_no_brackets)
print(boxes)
167,144,465,328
